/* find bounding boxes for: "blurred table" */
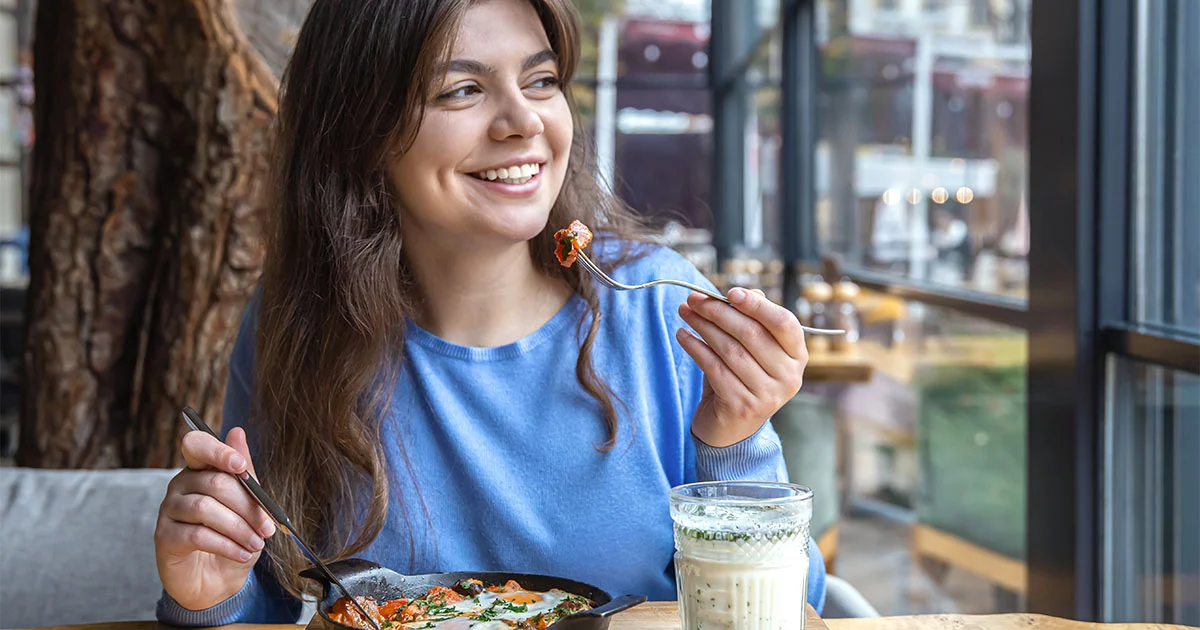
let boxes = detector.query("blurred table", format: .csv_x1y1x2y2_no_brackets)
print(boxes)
804,346,874,384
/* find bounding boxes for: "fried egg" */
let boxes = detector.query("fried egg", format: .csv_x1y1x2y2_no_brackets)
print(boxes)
400,589,573,629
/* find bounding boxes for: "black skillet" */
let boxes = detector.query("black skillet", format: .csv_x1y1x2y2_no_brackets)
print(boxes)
301,559,647,630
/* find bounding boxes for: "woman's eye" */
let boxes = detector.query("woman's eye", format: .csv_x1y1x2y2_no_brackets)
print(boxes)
439,85,480,101
528,76,560,90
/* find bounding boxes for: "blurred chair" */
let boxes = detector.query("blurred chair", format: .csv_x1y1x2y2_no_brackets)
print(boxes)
0,467,318,627
0,468,179,627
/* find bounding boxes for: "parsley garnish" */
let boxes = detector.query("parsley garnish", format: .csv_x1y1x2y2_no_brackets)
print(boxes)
498,600,528,613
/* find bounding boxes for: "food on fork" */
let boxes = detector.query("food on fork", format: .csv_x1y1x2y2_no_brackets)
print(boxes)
328,579,593,630
554,220,593,268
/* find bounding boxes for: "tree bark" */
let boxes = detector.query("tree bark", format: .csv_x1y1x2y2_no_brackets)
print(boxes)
19,0,278,468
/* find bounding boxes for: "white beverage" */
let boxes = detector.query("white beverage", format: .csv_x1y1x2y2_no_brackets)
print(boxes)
669,482,814,630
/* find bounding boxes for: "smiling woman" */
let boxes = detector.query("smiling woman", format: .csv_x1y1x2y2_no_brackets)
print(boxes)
151,0,826,625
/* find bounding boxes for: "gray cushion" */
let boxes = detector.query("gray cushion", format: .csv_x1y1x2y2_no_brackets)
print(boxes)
0,467,178,628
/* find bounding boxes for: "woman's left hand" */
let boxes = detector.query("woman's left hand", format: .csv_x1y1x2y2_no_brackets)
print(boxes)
676,287,809,448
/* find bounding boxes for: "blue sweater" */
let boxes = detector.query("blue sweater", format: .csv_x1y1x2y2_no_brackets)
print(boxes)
158,243,826,624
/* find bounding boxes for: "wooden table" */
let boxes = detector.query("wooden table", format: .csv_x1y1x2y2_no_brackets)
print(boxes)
30,601,1193,630
803,346,874,384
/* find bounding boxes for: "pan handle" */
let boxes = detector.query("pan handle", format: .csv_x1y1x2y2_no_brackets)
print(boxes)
299,558,405,591
550,594,647,630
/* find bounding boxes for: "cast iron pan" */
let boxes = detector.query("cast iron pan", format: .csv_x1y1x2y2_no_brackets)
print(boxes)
300,559,647,630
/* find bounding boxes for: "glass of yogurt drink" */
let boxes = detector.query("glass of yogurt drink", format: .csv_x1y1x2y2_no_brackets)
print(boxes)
669,481,813,630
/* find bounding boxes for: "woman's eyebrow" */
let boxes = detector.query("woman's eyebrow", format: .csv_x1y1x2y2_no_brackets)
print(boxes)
521,49,558,71
443,49,558,76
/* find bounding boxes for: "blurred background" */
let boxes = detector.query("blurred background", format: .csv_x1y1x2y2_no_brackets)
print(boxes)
0,0,1196,626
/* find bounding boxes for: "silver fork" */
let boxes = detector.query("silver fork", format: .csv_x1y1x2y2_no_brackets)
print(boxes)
575,251,846,336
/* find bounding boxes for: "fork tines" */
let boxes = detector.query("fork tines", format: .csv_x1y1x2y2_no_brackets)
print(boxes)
576,252,618,288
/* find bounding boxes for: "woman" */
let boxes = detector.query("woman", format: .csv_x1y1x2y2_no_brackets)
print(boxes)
154,0,826,623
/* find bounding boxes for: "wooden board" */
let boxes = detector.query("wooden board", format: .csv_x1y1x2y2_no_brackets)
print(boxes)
817,524,839,574
29,607,1193,630
910,523,1028,594
825,614,1194,630
302,601,828,630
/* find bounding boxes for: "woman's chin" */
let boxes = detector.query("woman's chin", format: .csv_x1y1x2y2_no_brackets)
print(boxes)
487,215,554,245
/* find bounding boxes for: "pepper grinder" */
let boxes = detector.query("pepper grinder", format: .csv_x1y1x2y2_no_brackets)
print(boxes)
801,276,834,354
830,277,861,353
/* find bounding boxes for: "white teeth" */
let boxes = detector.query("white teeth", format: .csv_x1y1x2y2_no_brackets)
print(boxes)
474,163,541,182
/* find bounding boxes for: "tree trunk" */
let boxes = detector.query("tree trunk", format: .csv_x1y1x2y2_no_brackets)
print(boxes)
18,0,278,468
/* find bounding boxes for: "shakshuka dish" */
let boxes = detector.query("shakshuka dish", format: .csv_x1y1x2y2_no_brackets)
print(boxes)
328,578,593,630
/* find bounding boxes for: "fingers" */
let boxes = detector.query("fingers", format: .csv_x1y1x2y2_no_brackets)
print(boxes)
677,303,772,395
683,292,803,379
174,428,276,542
224,428,259,481
168,469,276,539
155,517,258,564
220,429,275,537
674,328,746,400
724,288,808,361
181,430,248,475
161,485,265,557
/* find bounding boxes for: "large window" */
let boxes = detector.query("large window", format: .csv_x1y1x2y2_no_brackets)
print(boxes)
814,0,1030,299
716,0,1199,623
1097,0,1200,624
803,0,1031,616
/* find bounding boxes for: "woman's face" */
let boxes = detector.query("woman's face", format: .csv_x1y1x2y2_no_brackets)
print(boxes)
390,0,573,253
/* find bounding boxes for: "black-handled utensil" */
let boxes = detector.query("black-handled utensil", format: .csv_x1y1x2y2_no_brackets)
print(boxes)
180,406,381,630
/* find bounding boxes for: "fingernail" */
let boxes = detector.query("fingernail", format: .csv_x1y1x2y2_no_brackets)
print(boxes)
261,520,276,538
250,536,265,551
729,288,747,303
229,453,246,471
238,549,253,562
676,328,691,340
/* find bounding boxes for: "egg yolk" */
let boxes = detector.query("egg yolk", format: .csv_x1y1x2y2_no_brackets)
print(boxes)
501,592,543,606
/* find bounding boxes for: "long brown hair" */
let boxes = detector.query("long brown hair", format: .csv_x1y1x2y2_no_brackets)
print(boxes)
254,0,648,597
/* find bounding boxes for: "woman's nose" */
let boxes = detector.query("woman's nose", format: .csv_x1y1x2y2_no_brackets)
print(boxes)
489,93,544,141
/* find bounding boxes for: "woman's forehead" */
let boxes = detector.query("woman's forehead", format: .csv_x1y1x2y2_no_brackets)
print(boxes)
452,0,551,58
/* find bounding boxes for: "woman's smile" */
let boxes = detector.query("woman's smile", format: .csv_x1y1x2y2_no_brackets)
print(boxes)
465,159,547,197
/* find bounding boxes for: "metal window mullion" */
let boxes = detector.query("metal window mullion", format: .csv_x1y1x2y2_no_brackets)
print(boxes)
1159,0,1180,330
710,0,754,261
1176,0,1200,331
781,0,817,307
1101,326,1200,376
1027,0,1105,619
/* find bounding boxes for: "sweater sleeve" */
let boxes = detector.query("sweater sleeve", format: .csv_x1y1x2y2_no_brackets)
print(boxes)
675,353,790,483
156,562,303,625
156,292,305,625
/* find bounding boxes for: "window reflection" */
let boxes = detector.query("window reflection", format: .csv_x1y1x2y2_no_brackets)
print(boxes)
1104,359,1200,626
816,0,1031,298
781,286,1028,614
1131,0,1200,333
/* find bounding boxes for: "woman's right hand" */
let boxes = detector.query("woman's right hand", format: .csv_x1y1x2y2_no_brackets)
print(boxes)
155,427,278,611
